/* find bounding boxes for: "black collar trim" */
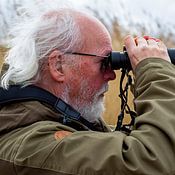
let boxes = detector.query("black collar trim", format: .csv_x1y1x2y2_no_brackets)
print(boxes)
0,85,95,131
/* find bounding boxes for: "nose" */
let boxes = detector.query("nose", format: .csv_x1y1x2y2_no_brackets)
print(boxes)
103,69,116,81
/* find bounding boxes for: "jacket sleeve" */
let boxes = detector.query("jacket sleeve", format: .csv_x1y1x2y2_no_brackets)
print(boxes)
16,58,175,175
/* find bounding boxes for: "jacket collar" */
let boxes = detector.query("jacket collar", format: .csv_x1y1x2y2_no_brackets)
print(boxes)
0,100,111,135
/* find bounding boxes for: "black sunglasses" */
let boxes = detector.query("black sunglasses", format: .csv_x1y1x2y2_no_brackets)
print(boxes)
64,52,111,72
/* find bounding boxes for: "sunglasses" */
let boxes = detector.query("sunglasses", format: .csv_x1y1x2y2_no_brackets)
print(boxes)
64,52,111,72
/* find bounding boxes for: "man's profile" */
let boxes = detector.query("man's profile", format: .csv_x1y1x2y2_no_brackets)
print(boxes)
0,3,175,175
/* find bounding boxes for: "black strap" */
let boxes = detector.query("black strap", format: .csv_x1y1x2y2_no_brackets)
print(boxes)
0,85,95,130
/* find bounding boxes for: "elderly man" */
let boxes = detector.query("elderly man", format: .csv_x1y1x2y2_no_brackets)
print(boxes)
0,7,175,175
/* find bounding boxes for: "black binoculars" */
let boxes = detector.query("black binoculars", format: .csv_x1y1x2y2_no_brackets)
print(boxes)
110,48,175,70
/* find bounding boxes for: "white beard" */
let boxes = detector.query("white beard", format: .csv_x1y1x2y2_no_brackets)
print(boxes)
77,96,105,122
60,82,108,123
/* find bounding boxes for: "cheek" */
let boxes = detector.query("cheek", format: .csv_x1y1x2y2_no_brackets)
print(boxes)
68,75,82,97
80,62,105,90
66,61,104,97
87,78,104,93
64,68,82,98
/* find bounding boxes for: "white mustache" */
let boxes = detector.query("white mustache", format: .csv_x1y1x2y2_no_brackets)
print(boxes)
96,83,109,96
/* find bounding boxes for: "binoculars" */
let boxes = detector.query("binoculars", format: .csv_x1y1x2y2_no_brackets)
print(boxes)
110,48,175,70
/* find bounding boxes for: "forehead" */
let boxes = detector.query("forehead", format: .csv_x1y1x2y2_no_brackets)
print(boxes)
77,13,112,53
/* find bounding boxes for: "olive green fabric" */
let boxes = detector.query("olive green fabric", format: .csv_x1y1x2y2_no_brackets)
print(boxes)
0,58,175,175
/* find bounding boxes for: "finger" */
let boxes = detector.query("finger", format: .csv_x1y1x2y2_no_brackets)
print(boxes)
157,41,167,49
147,39,159,47
124,35,138,71
143,35,150,40
136,37,147,47
144,36,161,42
124,35,136,52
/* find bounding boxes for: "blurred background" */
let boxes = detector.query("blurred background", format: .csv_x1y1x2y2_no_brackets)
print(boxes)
0,0,175,125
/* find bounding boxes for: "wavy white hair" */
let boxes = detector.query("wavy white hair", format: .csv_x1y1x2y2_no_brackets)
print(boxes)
1,4,82,89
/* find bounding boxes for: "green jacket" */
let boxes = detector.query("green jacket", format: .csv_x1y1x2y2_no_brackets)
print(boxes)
0,58,175,175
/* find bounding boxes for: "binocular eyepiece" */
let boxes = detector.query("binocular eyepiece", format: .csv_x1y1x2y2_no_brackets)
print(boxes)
110,48,175,70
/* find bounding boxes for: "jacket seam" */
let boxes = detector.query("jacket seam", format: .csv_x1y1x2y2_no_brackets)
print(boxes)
12,132,29,175
40,137,80,175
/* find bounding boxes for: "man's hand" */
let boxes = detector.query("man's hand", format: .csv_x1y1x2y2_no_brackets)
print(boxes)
124,35,170,71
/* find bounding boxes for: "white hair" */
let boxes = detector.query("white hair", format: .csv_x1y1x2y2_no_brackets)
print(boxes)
1,6,83,89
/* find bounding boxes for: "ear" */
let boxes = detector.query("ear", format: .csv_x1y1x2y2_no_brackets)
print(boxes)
48,50,65,82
